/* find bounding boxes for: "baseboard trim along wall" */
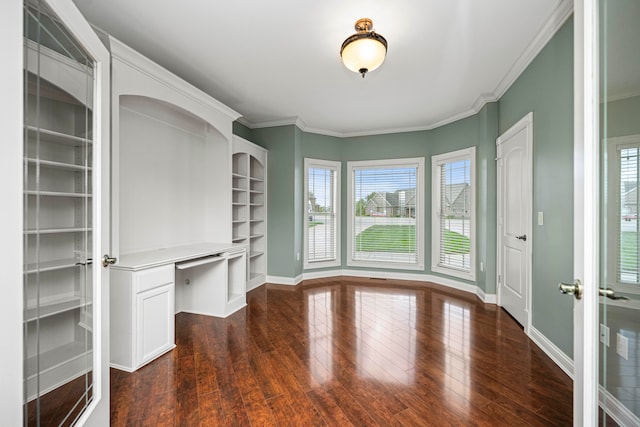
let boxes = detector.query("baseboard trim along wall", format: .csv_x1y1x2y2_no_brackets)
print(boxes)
599,385,640,426
528,325,574,378
267,269,497,304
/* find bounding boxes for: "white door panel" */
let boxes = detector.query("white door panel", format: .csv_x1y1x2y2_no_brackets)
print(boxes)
497,113,533,330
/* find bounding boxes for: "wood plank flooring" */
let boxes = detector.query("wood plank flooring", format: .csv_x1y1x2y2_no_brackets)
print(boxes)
110,277,576,426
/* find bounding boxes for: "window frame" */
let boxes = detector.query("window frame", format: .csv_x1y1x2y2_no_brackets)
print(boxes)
606,135,640,295
304,158,341,270
431,147,476,281
346,157,425,271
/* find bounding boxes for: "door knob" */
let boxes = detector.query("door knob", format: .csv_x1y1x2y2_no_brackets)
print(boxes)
102,254,117,267
516,234,527,241
559,280,583,300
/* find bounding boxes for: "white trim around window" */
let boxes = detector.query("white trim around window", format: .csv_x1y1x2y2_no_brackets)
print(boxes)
431,147,476,281
304,158,341,269
347,157,425,271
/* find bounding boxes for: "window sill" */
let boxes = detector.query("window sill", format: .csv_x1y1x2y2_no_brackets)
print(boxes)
347,259,424,271
304,259,341,270
431,265,475,282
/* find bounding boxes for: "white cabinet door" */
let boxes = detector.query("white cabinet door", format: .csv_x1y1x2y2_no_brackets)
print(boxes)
136,284,175,365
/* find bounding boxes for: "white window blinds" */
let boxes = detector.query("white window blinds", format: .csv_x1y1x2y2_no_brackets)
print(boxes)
618,146,640,284
432,148,475,279
349,159,423,267
305,159,340,267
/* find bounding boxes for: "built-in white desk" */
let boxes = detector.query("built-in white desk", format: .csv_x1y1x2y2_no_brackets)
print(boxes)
110,243,247,372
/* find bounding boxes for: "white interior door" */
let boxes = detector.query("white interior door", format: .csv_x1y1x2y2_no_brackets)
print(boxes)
497,113,533,330
573,0,599,424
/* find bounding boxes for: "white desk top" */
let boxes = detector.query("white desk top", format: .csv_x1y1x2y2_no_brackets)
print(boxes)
112,242,246,271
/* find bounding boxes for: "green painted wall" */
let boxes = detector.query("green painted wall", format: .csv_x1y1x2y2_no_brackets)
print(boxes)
605,95,640,138
247,125,299,278
498,17,574,356
476,103,499,295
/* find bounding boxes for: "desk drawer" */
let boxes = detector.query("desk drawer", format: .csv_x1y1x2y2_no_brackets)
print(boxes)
135,264,174,293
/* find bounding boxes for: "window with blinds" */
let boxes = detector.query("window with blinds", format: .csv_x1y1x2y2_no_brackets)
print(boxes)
432,148,475,280
347,158,424,270
617,146,640,285
304,158,340,268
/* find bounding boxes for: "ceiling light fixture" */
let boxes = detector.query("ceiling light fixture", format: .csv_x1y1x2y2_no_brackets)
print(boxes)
340,18,388,78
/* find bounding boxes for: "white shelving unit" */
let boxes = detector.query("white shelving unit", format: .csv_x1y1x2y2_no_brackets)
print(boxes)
22,2,96,411
232,136,267,291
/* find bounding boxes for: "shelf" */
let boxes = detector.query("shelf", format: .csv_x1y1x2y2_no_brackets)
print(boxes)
250,203,264,207
232,187,247,192
25,226,91,235
25,340,91,379
250,219,263,223
25,158,91,172
232,220,246,224
25,190,92,198
232,172,247,178
24,258,84,274
24,295,89,323
232,202,245,206
232,236,248,243
25,125,92,147
249,176,264,182
250,251,264,258
249,234,263,240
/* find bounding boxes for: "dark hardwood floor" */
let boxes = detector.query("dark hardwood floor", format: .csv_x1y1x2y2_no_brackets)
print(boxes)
110,277,575,426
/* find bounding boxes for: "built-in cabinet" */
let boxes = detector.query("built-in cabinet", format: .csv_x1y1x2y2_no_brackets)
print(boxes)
110,264,175,371
232,136,268,290
21,0,111,424
107,37,257,372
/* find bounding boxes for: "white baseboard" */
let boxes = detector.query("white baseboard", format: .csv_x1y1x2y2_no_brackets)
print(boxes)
339,269,479,295
528,325,574,379
266,274,303,286
600,385,640,426
476,287,497,304
301,269,343,280
268,269,494,305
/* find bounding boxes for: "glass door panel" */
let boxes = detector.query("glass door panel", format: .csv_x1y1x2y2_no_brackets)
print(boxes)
600,0,640,424
23,1,95,425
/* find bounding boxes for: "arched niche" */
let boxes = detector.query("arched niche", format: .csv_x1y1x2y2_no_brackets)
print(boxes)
109,37,240,256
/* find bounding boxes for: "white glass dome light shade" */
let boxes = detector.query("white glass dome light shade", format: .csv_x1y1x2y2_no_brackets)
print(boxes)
340,18,388,78
341,36,387,75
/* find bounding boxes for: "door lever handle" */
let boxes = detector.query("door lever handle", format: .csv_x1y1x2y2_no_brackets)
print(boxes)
516,234,527,241
599,287,630,301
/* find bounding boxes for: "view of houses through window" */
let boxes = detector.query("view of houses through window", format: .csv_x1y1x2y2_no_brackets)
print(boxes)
305,159,340,268
432,148,475,279
348,158,424,268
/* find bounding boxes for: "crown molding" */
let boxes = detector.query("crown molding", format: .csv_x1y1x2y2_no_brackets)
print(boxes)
240,0,573,139
492,0,573,101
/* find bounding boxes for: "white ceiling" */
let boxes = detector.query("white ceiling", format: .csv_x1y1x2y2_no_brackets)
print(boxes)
73,0,573,137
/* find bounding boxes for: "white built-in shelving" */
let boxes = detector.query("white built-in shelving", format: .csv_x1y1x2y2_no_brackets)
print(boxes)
22,1,97,413
232,136,267,291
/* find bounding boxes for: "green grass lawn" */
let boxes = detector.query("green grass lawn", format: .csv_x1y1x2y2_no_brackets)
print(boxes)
308,221,323,228
355,225,416,253
443,229,471,254
354,225,471,254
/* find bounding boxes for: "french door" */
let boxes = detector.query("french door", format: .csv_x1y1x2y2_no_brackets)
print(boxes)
574,0,640,425
22,0,110,425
